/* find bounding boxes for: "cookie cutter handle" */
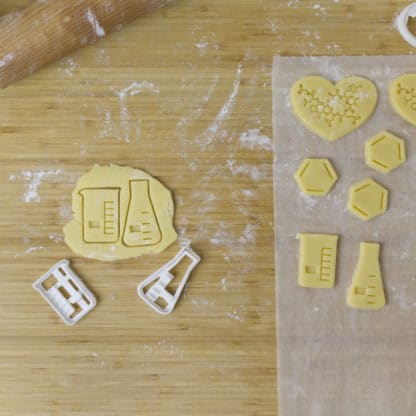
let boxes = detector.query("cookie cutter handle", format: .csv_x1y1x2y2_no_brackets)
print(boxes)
397,3,416,48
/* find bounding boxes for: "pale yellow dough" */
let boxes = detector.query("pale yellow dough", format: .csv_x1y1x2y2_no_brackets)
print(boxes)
291,76,378,141
294,158,338,196
297,233,339,289
347,178,388,221
63,164,177,261
365,131,406,174
390,74,416,126
347,242,385,310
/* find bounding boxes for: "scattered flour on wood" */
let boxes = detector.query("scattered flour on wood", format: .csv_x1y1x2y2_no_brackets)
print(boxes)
198,63,243,148
59,205,72,220
239,224,258,244
176,75,219,138
59,57,79,76
10,169,64,203
267,18,279,34
14,245,46,258
226,159,270,181
195,40,209,56
224,305,246,323
49,232,64,243
240,129,272,150
221,277,228,292
210,222,258,261
225,311,244,322
112,81,160,142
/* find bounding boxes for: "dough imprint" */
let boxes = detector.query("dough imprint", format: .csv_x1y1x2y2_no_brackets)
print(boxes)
63,164,177,261
291,76,378,141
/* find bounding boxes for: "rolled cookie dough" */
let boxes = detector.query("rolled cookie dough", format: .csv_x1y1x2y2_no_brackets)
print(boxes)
63,164,177,261
291,76,378,141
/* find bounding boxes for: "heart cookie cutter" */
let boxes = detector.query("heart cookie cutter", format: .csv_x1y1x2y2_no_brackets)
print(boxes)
397,3,416,48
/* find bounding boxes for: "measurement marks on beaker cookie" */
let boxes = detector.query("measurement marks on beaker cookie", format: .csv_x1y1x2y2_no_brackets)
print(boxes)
80,179,162,247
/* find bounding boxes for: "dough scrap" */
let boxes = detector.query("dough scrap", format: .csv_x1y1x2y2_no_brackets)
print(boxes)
390,74,416,126
347,242,385,310
297,233,339,288
290,76,378,141
63,164,177,261
294,158,338,196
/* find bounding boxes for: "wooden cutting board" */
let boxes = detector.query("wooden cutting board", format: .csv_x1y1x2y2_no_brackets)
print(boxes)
0,1,411,415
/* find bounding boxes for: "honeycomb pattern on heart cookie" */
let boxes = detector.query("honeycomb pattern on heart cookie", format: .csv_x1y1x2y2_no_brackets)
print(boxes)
296,82,363,128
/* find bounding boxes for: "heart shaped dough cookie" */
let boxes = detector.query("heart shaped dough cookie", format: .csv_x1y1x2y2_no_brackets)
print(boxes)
291,76,378,141
390,74,416,126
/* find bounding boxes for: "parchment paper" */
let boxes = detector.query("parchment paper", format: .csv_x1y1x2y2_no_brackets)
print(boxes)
273,56,416,416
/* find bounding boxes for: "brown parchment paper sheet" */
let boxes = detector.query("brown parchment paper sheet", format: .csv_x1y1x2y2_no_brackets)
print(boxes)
273,56,416,416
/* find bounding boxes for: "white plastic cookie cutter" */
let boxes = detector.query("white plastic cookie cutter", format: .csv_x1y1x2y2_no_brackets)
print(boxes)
33,259,97,325
138,246,201,315
397,3,416,48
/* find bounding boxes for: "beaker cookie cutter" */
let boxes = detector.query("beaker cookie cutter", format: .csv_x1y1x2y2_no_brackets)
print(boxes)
138,246,201,315
397,3,416,48
33,259,96,325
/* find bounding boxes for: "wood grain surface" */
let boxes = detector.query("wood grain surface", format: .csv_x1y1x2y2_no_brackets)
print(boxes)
0,1,412,415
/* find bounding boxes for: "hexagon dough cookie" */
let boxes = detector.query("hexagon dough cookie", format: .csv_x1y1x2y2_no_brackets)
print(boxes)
365,131,406,174
63,164,177,262
347,178,388,221
294,158,338,196
291,76,378,141
390,74,416,126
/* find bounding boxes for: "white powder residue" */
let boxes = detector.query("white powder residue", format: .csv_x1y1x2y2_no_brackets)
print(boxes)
221,277,228,292
191,298,215,306
59,205,72,220
98,109,113,139
96,48,110,64
198,63,243,148
143,344,153,353
175,75,219,138
210,221,258,261
14,245,46,258
116,81,160,97
112,81,159,142
195,40,209,56
301,194,319,211
241,189,255,198
239,224,258,244
49,232,64,243
224,310,244,322
11,169,64,203
192,190,218,214
59,57,79,76
267,18,279,34
312,3,327,18
240,129,272,151
86,9,106,37
226,159,270,181
0,53,14,68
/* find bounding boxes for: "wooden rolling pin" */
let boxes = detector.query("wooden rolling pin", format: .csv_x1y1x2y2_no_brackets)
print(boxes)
0,0,174,88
